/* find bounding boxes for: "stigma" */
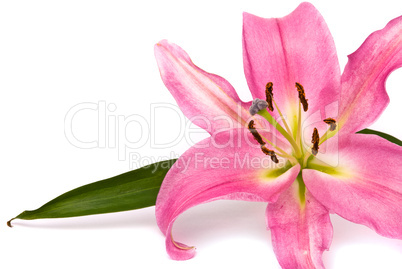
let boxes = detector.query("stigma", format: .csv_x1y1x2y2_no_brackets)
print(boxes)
249,99,268,116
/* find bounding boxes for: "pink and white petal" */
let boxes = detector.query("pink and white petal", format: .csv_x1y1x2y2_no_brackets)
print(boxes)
155,40,251,135
338,15,402,134
303,134,402,239
243,2,341,122
267,181,332,269
156,129,300,260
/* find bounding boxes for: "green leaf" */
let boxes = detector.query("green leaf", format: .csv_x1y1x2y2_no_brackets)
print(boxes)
8,159,176,227
356,128,402,146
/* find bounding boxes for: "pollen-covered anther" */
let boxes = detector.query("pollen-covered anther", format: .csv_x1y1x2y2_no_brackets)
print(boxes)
323,118,337,131
261,145,279,163
295,82,309,112
311,127,320,156
248,120,265,145
265,82,274,112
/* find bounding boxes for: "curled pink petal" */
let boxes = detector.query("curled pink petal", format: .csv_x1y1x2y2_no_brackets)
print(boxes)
267,182,332,269
243,2,340,121
153,2,402,266
156,129,300,260
303,134,402,239
338,15,402,134
155,40,252,134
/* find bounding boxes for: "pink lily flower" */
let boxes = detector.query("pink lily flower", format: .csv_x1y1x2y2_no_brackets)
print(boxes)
154,2,402,268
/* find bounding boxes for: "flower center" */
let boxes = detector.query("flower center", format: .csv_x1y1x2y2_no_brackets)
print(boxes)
248,82,338,168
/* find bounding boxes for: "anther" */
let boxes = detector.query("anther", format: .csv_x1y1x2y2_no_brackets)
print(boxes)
311,128,320,156
248,121,279,163
271,154,279,163
323,118,337,131
265,82,274,112
295,82,309,112
248,120,265,145
249,98,268,116
261,145,279,163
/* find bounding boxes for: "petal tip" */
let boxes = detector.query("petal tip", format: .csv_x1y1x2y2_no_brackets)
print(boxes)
242,11,253,19
167,238,197,261
155,39,168,49
298,1,316,9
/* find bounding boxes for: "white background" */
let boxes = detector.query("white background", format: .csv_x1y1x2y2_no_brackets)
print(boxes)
1,0,402,268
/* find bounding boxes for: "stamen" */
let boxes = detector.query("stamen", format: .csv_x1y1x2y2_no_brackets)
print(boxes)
248,120,265,145
311,128,320,156
261,145,274,156
323,118,337,131
311,128,319,144
247,119,295,161
249,98,268,116
261,145,279,163
249,120,279,163
295,82,308,112
265,82,274,112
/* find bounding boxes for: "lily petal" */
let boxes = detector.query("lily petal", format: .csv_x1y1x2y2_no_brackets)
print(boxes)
303,134,402,239
243,2,340,121
338,15,402,134
267,181,332,269
156,129,300,260
155,40,251,134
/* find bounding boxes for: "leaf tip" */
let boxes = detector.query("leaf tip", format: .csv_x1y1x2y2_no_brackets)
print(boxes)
7,218,16,228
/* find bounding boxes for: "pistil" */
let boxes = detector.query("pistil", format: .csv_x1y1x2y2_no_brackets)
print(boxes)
257,109,302,158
